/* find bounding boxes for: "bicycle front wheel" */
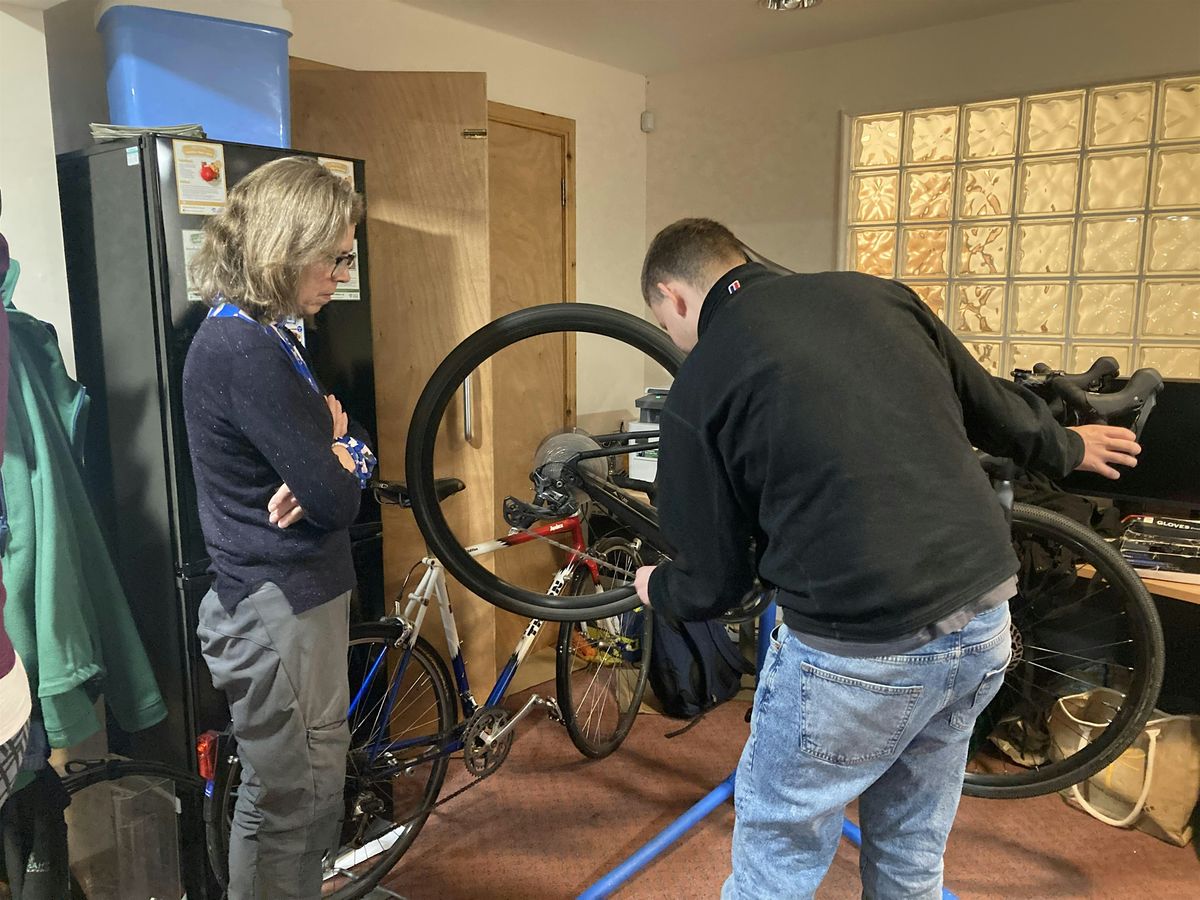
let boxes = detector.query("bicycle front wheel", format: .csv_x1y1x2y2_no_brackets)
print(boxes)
556,537,655,758
215,624,456,899
406,303,684,622
963,503,1164,799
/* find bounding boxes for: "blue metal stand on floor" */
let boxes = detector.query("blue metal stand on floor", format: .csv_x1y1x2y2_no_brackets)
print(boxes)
578,604,958,900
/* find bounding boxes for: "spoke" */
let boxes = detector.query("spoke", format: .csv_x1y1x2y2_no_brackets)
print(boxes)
1019,657,1112,691
992,678,1112,748
1000,670,1120,713
579,654,611,738
1018,601,1127,634
1024,642,1134,670
1026,638,1136,656
1018,583,1115,630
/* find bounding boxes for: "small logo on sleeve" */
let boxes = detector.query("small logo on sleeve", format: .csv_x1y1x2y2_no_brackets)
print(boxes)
728,280,741,294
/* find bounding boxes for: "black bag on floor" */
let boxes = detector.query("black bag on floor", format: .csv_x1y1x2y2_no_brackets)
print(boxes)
649,618,753,719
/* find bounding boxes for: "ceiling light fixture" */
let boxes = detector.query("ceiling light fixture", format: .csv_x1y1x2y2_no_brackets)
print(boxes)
759,0,821,10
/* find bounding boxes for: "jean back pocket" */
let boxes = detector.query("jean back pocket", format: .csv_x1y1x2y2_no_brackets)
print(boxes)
800,663,922,766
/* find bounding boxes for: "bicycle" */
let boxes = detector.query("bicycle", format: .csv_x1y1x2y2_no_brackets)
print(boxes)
202,476,654,898
402,302,1168,802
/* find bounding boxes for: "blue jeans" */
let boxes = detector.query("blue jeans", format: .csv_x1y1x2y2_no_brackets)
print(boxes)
722,602,1011,900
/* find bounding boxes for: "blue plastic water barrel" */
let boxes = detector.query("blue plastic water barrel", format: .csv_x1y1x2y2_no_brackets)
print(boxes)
98,4,291,148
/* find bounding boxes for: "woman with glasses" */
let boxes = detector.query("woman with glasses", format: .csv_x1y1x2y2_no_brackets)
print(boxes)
183,156,375,900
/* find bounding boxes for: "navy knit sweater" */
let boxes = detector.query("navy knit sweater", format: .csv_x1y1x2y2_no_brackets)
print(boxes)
183,315,363,613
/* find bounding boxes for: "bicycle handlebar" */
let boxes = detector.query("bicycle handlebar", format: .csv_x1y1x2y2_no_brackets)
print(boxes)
1034,355,1120,392
1051,367,1164,439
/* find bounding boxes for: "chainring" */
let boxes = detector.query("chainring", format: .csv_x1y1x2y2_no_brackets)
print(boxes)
462,706,514,778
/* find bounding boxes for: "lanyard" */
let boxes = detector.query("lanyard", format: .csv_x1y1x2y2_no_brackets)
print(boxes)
208,302,321,396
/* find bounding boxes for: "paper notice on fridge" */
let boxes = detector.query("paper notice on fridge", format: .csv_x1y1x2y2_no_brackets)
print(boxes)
173,140,227,215
182,229,206,301
332,239,361,301
318,157,355,187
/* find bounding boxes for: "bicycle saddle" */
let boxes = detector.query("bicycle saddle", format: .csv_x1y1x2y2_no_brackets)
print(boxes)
372,478,465,507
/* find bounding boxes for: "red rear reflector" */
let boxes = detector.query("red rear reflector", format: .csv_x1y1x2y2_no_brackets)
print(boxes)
197,730,220,782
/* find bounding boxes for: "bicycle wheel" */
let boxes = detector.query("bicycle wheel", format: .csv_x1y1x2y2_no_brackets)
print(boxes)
406,303,684,622
215,624,456,899
556,537,655,758
60,758,209,899
963,503,1164,799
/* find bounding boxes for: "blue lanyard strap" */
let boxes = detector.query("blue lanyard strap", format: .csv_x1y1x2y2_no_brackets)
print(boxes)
208,301,321,395
210,301,377,488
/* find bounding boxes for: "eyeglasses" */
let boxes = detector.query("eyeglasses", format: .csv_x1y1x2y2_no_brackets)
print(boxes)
330,251,357,279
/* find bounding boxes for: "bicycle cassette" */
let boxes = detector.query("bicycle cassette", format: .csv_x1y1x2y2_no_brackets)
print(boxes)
463,706,514,778
532,431,606,498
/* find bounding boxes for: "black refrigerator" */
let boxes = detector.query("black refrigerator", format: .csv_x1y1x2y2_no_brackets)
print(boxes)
57,135,384,773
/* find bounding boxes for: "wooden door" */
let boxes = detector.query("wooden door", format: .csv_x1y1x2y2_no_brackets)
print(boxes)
487,103,577,674
291,69,499,687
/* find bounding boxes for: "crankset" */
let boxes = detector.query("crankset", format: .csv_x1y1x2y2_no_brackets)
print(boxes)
462,706,515,777
461,695,564,778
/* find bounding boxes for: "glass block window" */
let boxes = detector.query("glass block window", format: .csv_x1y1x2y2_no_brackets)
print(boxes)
843,75,1200,379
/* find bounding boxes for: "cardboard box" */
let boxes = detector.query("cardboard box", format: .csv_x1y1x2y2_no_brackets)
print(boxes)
1120,516,1200,584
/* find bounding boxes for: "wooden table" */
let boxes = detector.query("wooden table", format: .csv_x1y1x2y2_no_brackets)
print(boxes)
1137,574,1200,607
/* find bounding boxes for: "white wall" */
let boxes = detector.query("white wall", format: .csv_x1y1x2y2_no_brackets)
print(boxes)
0,3,75,372
285,0,650,426
646,0,1200,273
44,0,108,154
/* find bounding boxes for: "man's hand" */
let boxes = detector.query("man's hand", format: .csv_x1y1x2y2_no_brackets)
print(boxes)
634,565,657,604
327,394,349,440
268,483,306,528
1070,424,1141,480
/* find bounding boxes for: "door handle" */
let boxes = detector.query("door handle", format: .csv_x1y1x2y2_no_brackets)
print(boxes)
463,375,475,443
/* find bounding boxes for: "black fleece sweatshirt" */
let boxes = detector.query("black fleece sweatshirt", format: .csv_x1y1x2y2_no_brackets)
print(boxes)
646,264,1084,640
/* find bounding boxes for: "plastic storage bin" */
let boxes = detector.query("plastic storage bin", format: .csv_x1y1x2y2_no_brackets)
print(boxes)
98,3,291,147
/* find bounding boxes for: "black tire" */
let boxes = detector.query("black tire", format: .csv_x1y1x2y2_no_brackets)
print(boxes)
963,503,1164,799
405,303,684,622
555,537,655,758
720,589,775,625
60,758,209,900
215,624,455,899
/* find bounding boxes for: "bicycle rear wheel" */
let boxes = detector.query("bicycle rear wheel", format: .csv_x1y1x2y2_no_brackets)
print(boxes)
963,503,1164,799
405,303,684,622
215,623,455,898
556,537,655,758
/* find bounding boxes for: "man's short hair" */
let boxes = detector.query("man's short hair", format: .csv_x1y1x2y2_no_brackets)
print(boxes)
641,218,748,305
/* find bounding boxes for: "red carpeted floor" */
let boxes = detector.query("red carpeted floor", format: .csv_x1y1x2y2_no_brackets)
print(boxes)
381,695,1198,899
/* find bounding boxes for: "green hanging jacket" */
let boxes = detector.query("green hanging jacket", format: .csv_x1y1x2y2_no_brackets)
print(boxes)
1,258,166,747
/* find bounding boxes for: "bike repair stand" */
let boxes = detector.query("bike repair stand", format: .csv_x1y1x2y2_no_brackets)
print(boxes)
578,603,959,900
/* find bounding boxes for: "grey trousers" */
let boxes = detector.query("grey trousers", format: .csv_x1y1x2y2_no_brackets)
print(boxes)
198,583,351,900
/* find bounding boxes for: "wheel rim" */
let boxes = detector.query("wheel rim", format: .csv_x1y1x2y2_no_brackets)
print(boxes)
321,634,452,895
964,505,1162,798
405,303,684,621
219,632,452,897
559,538,651,753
